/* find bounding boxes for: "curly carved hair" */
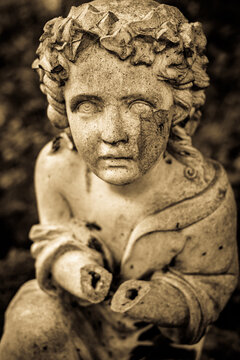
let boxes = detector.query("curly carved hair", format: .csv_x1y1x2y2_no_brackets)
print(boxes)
33,0,210,183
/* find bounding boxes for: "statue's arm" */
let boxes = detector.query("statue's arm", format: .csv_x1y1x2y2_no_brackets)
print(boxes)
111,263,238,344
111,185,238,344
30,141,112,304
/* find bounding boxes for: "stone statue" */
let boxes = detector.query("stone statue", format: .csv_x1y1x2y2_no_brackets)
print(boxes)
0,0,238,359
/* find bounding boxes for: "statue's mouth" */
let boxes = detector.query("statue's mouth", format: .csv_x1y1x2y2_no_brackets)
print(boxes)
101,155,133,160
99,156,134,168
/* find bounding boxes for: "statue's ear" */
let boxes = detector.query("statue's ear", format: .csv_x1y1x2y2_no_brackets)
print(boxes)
47,105,69,129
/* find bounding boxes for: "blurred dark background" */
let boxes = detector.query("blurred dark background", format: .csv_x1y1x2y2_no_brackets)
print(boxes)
0,0,239,358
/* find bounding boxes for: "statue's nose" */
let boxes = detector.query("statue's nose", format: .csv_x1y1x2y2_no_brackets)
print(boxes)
100,106,128,145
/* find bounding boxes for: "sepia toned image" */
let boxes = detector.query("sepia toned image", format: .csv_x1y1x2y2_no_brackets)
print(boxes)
0,0,239,359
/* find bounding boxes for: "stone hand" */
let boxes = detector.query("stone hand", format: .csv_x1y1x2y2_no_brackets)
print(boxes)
52,250,112,304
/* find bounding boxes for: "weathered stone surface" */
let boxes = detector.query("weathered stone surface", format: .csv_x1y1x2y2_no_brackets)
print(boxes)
0,0,238,359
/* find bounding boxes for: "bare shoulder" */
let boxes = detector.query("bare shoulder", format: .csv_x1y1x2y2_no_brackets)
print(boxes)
34,134,84,222
35,133,83,187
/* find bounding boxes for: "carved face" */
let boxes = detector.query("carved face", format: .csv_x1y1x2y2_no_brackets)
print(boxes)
65,45,174,185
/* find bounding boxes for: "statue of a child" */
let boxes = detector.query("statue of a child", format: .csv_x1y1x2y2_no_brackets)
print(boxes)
0,0,238,359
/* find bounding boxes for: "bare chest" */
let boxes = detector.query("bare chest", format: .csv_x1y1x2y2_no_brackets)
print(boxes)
59,157,202,264
62,180,167,264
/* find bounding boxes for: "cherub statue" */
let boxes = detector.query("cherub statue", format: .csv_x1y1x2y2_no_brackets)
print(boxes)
0,0,238,359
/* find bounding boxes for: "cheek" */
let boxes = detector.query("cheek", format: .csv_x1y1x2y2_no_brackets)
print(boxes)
137,109,172,173
69,120,99,163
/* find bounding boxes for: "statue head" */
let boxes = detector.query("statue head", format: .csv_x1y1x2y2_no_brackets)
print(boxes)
33,0,210,185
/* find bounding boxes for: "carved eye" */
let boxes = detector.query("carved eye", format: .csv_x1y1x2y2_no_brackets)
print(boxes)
130,101,152,114
76,102,97,114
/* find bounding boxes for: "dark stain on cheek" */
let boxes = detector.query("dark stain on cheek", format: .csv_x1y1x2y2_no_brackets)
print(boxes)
137,109,173,175
137,117,146,170
139,111,152,123
137,114,160,174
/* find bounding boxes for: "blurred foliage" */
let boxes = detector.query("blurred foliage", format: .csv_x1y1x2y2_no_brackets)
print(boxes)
0,0,239,356
0,0,55,255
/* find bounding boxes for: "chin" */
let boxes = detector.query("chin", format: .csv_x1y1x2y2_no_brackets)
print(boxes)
97,168,139,186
